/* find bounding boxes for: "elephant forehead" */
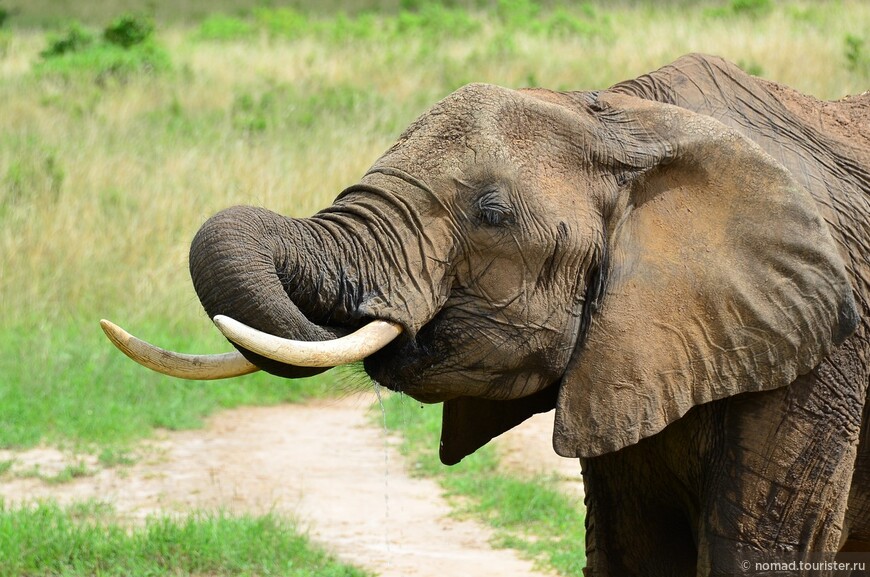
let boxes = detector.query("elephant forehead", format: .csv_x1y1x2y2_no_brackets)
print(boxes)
390,86,539,153
401,84,508,136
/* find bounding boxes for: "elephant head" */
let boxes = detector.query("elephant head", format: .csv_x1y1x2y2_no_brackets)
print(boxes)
104,84,859,465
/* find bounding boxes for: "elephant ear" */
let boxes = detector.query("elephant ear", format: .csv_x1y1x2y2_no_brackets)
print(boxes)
553,93,859,459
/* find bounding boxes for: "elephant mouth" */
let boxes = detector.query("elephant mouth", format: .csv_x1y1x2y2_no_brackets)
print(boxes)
362,327,454,403
361,308,525,405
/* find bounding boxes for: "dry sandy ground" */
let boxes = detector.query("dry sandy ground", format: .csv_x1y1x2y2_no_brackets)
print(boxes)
0,392,584,577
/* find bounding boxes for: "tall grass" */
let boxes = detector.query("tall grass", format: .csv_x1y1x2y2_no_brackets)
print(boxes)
0,1,867,449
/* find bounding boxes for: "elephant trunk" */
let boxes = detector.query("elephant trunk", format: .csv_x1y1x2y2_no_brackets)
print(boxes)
189,205,361,378
102,172,447,380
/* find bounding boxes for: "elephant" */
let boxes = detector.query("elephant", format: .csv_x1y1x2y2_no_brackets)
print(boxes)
103,53,869,576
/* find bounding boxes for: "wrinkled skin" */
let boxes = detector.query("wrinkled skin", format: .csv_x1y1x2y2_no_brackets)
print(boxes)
188,54,869,576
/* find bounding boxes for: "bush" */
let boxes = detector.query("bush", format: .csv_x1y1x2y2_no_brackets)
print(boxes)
41,22,96,58
103,14,154,48
37,15,169,78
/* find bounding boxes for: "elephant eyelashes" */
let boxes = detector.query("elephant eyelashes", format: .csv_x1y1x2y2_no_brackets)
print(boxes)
475,189,514,227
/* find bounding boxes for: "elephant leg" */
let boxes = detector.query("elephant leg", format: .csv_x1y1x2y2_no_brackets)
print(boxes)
582,460,697,576
580,339,867,576
699,352,866,575
842,392,870,552
581,409,711,577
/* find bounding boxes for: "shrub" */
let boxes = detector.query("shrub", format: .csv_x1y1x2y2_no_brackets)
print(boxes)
40,22,96,58
103,14,154,48
36,15,169,78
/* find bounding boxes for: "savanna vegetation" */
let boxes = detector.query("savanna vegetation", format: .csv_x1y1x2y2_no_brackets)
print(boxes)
0,0,867,574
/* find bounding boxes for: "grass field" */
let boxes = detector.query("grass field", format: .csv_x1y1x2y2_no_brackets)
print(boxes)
0,0,867,574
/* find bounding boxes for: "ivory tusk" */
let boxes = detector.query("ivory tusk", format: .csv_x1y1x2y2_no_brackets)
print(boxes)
100,319,260,380
213,315,403,367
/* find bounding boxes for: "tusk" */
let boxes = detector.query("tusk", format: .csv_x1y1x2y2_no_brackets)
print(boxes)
100,319,260,380
213,315,403,367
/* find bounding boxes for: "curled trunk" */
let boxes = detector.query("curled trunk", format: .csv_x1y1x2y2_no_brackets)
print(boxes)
189,206,353,378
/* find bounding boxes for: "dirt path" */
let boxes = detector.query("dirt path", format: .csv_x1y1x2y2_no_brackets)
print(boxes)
0,392,582,577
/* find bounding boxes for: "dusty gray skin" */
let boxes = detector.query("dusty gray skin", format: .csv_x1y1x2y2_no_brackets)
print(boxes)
185,54,869,574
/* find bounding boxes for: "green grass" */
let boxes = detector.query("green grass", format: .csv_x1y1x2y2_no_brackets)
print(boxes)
0,320,344,450
380,393,587,575
0,500,370,577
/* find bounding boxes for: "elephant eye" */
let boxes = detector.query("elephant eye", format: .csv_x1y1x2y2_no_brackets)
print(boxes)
475,189,514,227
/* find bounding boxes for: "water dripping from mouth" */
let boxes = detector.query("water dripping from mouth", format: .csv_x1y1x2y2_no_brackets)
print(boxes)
373,381,393,562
